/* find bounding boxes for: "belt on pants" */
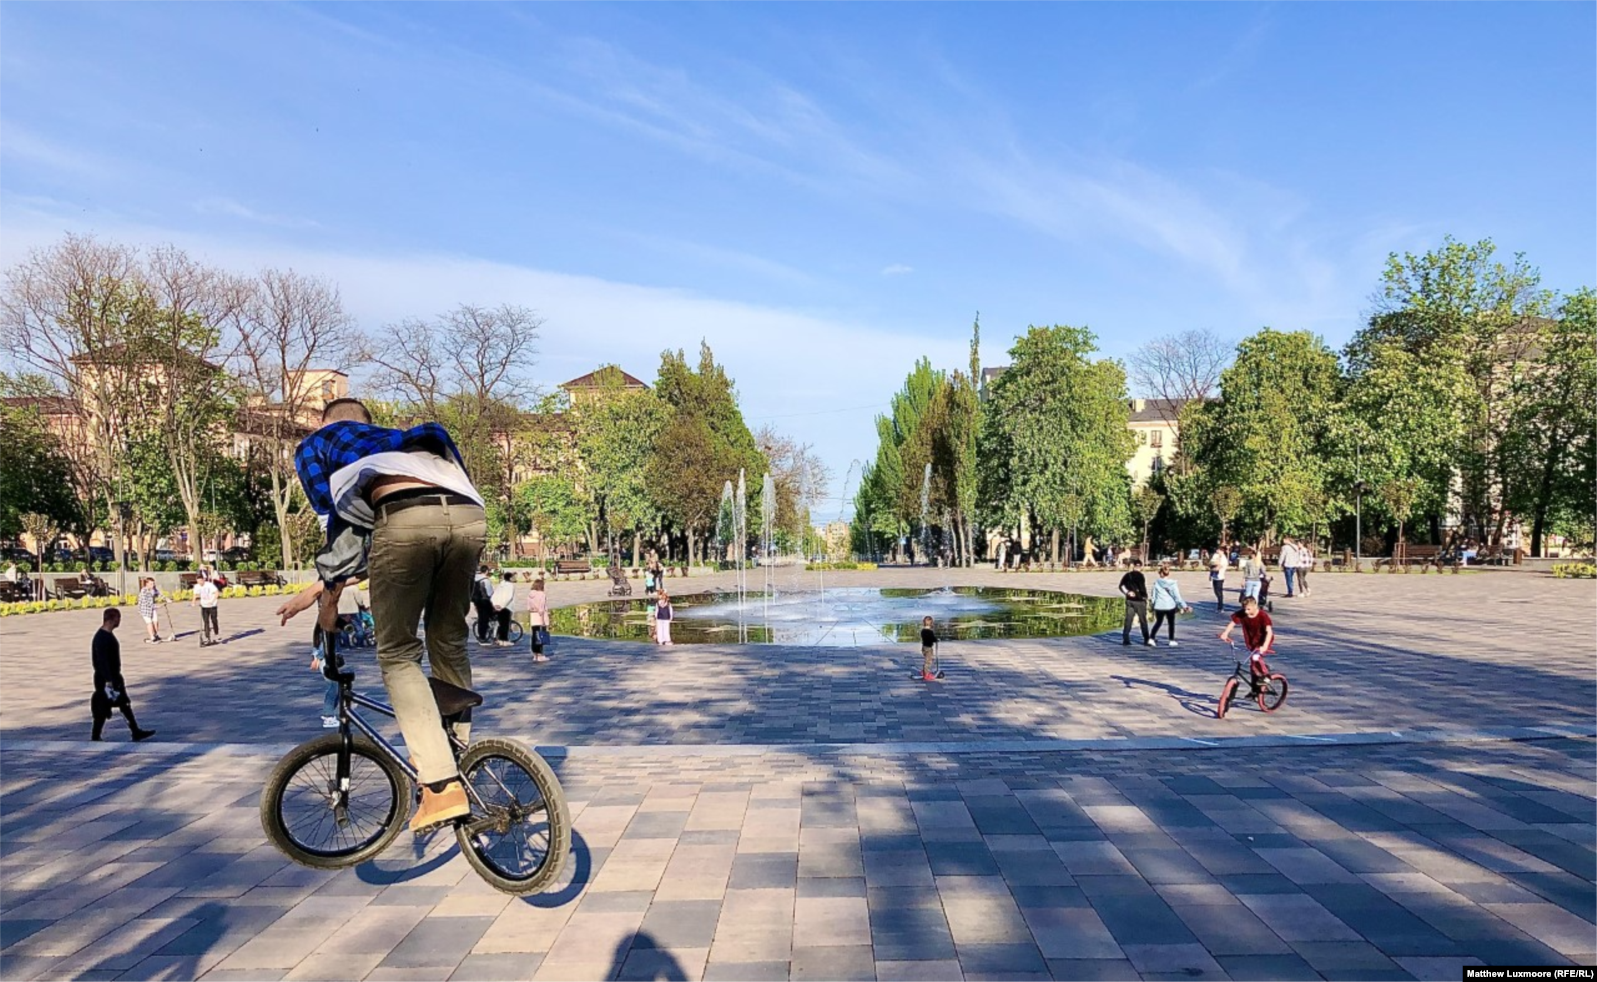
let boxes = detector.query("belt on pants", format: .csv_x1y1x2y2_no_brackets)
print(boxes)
375,491,479,516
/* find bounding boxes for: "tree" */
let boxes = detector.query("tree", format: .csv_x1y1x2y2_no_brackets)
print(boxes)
0,235,147,573
20,512,59,589
856,358,943,561
367,303,542,521
1501,289,1597,555
1128,328,1231,424
755,426,830,550
648,343,765,564
1379,477,1421,565
1181,329,1342,543
0,387,78,541
573,367,669,563
1211,485,1242,548
134,245,247,554
981,326,1136,563
1133,487,1165,559
515,475,592,563
1353,236,1553,545
231,268,359,569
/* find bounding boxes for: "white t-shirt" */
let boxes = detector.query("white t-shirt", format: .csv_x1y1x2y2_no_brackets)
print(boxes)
491,581,516,612
194,581,220,608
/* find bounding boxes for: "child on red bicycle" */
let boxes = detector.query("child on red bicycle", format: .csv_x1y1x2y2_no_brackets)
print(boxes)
1219,595,1275,694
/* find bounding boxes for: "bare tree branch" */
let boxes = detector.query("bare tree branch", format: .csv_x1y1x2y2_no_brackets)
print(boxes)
1128,328,1232,421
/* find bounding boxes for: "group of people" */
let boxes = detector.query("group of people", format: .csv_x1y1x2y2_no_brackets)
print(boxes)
470,565,551,661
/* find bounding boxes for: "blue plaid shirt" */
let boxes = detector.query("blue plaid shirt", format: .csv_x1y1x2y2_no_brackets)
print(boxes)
294,421,471,583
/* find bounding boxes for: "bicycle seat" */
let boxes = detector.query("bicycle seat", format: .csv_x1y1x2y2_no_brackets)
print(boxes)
428,677,484,717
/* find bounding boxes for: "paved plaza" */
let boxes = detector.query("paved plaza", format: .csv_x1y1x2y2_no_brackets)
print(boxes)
2,567,1594,981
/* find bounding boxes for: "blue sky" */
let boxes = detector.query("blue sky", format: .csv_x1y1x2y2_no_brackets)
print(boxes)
2,3,1592,510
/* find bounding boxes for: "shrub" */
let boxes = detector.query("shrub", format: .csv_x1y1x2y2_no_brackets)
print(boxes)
1552,562,1596,579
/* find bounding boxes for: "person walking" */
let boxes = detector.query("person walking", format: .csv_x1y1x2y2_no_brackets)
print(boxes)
471,564,495,645
91,608,155,741
137,577,166,644
1279,537,1300,598
192,571,222,646
527,575,550,662
1149,564,1192,646
655,588,674,646
1119,558,1153,647
489,570,517,648
277,397,487,833
1239,547,1265,603
1296,540,1315,596
1207,546,1229,612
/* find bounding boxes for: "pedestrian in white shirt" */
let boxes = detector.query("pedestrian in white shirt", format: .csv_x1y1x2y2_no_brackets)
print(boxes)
1280,538,1301,598
192,573,222,646
489,571,517,648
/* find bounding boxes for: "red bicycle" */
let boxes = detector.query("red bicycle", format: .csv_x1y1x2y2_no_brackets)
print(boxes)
1216,639,1288,718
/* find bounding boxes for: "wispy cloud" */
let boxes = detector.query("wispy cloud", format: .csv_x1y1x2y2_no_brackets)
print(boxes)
880,264,913,276
193,197,323,230
0,123,112,180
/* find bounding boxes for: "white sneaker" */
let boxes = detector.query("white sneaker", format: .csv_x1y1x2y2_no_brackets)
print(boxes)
320,716,338,728
1168,641,1180,648
1145,639,1156,647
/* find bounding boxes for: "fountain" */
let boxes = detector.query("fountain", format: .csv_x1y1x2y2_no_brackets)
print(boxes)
919,462,932,567
761,471,776,616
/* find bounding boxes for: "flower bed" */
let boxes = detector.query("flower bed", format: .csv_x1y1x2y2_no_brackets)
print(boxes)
0,582,284,617
1552,562,1597,579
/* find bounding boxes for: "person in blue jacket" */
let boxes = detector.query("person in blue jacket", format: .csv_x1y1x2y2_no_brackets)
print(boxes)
1149,563,1192,647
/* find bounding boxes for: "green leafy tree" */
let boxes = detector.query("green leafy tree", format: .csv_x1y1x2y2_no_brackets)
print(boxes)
1379,477,1421,563
1182,329,1342,542
981,325,1136,562
574,367,669,563
514,475,593,564
856,358,943,561
1133,486,1165,559
0,392,78,540
647,343,764,563
1210,485,1242,548
1352,236,1553,544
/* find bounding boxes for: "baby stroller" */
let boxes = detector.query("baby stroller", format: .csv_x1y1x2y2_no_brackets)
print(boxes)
607,562,632,597
1257,571,1275,613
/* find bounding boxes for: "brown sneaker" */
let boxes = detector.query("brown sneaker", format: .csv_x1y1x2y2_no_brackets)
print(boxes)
411,781,469,832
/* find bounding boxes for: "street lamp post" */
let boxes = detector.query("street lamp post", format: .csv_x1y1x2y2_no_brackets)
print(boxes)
115,500,131,597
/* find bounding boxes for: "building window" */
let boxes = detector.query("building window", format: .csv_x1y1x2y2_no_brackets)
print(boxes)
1150,430,1163,449
321,380,335,400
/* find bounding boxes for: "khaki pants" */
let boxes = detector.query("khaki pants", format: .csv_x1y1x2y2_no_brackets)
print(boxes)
369,500,486,785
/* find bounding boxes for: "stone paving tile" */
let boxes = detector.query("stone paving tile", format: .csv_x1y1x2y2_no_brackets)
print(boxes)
1215,952,1323,980
874,958,963,981
617,947,707,981
702,961,789,982
789,945,874,981
446,952,541,981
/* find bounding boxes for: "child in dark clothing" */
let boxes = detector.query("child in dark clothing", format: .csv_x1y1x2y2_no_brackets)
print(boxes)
920,616,939,680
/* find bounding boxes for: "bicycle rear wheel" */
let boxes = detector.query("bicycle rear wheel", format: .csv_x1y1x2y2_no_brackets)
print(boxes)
455,738,570,895
1257,673,1289,713
1216,678,1239,719
261,734,411,869
509,620,524,643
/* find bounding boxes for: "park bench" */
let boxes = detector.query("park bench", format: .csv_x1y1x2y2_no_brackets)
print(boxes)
179,572,202,590
237,570,284,588
0,581,28,603
51,578,88,600
1375,545,1443,570
555,559,591,579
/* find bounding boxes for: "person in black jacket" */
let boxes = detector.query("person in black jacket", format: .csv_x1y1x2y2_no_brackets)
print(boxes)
1119,559,1153,647
91,608,155,742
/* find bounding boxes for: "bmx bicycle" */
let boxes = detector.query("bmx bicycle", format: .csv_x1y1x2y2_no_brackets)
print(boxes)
260,635,569,894
1215,639,1289,719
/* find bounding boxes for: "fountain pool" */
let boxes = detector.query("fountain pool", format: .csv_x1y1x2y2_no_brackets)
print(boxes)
548,587,1128,646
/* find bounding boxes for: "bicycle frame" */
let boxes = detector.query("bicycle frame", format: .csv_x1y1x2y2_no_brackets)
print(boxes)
318,633,507,839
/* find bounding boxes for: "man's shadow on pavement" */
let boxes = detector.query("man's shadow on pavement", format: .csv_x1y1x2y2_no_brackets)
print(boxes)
608,932,687,982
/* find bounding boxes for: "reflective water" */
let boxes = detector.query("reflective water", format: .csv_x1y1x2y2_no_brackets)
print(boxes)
549,587,1127,646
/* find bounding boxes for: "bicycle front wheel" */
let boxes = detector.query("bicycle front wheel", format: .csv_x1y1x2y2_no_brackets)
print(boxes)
509,620,524,643
455,738,570,895
1217,678,1239,719
1257,673,1289,713
261,734,412,869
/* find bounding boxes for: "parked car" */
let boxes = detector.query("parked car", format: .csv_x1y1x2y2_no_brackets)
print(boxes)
88,546,115,563
222,547,253,563
154,549,180,563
